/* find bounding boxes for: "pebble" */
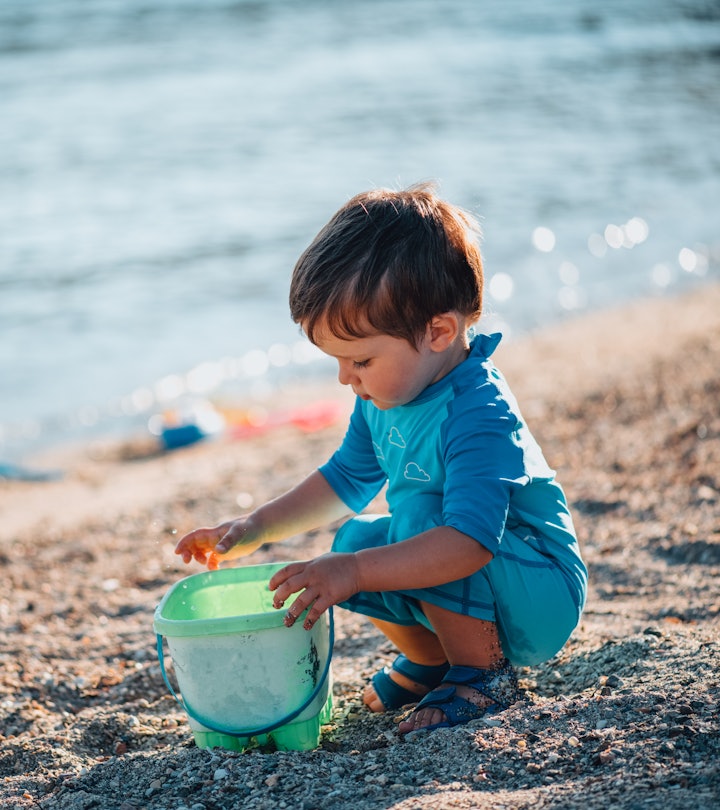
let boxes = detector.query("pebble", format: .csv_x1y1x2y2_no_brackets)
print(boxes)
213,768,229,781
668,725,691,738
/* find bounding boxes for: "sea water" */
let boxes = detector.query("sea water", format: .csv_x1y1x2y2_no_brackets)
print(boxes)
1,0,718,459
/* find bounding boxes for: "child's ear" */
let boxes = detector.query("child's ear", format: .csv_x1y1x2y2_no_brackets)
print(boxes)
428,312,461,351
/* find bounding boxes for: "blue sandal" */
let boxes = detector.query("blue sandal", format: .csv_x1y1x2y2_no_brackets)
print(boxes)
371,654,450,711
400,659,521,732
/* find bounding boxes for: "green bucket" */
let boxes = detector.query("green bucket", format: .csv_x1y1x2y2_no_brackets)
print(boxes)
154,563,333,751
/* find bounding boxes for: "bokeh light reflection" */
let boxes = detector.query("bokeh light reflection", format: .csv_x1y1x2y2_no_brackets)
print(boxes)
155,374,186,403
241,349,270,377
625,217,649,245
678,247,708,275
604,224,624,250
651,263,672,288
489,272,514,302
558,261,579,286
587,233,607,258
558,286,586,311
268,343,292,367
532,227,556,253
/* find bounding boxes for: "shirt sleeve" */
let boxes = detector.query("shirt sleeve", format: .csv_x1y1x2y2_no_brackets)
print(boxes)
319,398,388,513
441,382,534,556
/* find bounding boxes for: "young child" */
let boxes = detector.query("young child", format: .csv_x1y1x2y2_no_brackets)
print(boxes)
175,184,587,735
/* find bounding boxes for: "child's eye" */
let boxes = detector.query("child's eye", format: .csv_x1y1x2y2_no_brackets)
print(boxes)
353,359,370,369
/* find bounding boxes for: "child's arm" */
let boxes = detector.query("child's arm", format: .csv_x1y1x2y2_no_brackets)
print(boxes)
269,526,492,629
174,470,351,570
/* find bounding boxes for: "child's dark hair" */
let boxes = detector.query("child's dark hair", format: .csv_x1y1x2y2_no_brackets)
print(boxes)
289,183,483,348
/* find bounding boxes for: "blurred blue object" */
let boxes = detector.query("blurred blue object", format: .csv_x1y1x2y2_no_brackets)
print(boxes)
0,462,63,482
149,399,226,451
160,423,206,451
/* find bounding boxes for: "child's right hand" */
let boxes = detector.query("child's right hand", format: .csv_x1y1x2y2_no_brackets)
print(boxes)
174,518,264,570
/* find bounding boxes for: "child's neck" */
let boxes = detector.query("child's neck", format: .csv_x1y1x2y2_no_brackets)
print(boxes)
432,338,471,384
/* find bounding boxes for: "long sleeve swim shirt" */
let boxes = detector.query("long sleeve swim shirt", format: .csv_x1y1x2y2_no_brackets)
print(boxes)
319,333,583,581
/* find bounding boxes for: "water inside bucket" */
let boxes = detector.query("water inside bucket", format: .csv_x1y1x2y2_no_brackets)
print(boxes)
155,564,285,632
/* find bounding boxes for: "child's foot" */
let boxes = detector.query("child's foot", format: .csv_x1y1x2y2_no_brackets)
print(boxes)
397,660,521,734
363,654,450,713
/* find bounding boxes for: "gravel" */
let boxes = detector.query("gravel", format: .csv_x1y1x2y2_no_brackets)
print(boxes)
2,289,719,809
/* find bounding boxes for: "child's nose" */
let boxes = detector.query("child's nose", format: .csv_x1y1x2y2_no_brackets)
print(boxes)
337,362,356,387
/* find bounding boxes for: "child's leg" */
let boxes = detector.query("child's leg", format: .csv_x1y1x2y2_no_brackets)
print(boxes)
333,507,510,716
396,602,506,733
332,513,454,711
362,602,507,717
362,618,447,712
332,502,582,728
367,617,447,666
421,602,503,668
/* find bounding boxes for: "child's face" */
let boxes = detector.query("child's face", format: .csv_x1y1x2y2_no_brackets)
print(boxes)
309,321,453,410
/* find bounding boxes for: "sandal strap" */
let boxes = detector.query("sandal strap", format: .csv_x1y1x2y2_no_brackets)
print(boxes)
392,654,450,686
407,660,521,730
442,660,519,709
371,654,450,711
411,685,485,727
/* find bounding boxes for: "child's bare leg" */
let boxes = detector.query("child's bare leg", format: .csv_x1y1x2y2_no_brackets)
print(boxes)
398,602,504,733
363,618,447,712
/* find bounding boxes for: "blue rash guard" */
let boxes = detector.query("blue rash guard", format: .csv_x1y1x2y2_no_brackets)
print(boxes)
320,333,587,666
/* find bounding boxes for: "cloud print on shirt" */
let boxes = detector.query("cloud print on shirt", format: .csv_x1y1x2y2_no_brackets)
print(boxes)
388,427,406,448
373,441,385,460
404,462,431,482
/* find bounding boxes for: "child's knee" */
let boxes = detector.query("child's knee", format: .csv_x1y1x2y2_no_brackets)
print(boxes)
332,514,391,554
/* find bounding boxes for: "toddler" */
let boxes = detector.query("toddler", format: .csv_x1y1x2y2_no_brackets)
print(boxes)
175,184,587,734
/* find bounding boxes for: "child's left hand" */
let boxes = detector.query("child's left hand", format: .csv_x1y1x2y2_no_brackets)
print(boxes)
269,552,359,630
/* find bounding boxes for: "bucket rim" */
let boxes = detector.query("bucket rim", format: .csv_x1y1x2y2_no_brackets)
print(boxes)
153,562,301,638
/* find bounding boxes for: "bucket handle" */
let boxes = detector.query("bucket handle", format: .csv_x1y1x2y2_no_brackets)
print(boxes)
156,608,334,739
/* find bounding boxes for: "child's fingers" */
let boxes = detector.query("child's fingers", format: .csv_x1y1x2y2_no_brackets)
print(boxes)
282,588,321,627
301,597,330,630
268,561,306,594
175,529,209,555
175,527,225,567
282,590,332,630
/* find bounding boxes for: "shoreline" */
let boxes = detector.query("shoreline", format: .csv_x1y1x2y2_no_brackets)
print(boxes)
2,285,719,809
3,277,715,470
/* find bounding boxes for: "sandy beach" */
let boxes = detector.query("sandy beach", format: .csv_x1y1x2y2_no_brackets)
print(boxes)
1,285,719,810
